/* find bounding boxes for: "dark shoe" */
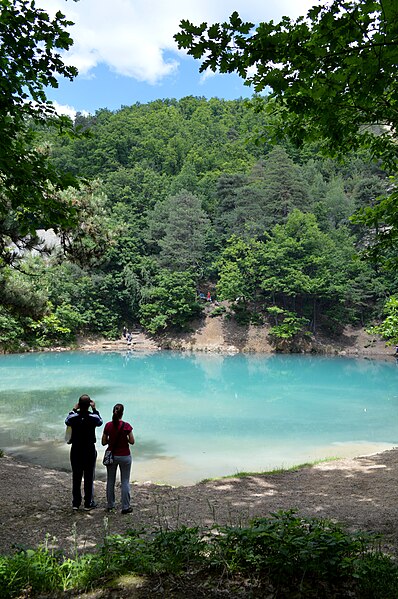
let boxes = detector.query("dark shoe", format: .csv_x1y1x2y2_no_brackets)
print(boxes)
121,507,133,514
84,502,97,511
72,506,79,511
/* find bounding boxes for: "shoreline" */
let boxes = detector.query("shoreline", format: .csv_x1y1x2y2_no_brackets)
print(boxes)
1,318,395,358
4,438,397,488
1,346,396,487
2,446,398,557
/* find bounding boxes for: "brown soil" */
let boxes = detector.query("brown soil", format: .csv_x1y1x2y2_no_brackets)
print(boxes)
157,307,393,356
76,309,393,358
2,448,398,559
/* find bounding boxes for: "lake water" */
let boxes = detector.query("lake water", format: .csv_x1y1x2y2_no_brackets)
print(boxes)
0,351,397,485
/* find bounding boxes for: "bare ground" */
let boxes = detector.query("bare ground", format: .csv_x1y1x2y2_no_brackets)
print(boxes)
155,307,394,357
2,448,398,558
75,310,394,358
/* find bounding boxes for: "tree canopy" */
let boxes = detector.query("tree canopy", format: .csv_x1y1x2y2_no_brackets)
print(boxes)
0,95,394,348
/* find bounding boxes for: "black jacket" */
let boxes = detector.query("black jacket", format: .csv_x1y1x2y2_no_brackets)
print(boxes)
65,409,103,447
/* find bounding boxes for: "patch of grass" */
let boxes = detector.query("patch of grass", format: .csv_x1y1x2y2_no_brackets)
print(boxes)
0,449,4,458
200,457,341,483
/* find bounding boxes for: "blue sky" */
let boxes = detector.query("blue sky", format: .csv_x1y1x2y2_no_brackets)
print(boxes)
38,0,318,117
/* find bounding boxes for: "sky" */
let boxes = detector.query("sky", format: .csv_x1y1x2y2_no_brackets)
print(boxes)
37,0,317,118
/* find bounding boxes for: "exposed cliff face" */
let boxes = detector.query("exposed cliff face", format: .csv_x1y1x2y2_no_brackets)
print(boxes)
157,312,393,358
73,303,393,357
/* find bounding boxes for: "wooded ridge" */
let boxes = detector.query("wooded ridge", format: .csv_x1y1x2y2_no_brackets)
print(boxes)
0,97,395,352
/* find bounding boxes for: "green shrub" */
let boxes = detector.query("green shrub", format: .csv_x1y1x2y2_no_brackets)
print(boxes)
209,305,226,317
1,513,397,598
0,308,24,352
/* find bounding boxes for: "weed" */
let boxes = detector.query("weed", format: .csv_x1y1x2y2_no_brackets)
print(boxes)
0,511,397,598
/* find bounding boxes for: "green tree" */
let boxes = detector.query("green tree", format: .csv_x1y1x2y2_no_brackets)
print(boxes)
176,1,398,340
147,190,210,272
267,306,310,344
39,261,122,339
314,177,356,231
257,146,310,226
215,149,310,238
58,180,114,268
216,235,262,304
217,184,269,240
0,305,24,351
0,0,79,265
259,210,338,331
0,261,48,319
367,296,398,345
139,270,202,333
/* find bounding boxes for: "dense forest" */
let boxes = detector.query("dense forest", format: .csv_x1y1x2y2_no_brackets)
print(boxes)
0,95,396,350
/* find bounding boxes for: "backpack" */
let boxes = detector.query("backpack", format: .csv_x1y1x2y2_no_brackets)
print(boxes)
65,425,72,444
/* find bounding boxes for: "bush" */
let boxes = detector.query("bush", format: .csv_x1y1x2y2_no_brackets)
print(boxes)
0,308,24,352
209,305,226,317
0,544,94,599
0,513,397,598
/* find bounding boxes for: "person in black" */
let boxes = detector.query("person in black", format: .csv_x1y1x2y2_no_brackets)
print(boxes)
65,394,103,511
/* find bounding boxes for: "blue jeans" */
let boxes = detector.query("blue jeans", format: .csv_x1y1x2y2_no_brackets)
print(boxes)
106,455,132,511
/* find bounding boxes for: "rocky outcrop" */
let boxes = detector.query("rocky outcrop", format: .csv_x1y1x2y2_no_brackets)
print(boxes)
158,313,393,357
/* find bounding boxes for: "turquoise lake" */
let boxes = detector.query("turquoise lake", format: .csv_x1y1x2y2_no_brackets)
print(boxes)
0,351,397,485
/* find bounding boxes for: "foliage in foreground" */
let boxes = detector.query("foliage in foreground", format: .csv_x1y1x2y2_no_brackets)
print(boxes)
0,511,397,598
367,295,398,345
0,0,79,266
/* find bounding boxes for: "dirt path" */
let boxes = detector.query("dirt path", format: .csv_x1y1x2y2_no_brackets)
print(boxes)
2,448,398,557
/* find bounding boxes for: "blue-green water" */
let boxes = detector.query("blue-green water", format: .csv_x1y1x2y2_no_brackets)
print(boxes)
0,351,397,485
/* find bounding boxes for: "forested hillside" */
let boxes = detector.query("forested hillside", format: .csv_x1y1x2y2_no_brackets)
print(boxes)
0,96,395,351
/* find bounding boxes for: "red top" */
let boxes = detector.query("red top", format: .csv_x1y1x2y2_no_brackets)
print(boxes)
104,420,133,456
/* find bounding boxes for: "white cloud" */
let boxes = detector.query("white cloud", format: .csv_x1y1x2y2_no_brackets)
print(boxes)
50,101,89,119
37,0,317,85
199,69,216,85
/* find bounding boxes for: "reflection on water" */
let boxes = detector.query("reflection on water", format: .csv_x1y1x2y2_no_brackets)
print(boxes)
0,351,397,485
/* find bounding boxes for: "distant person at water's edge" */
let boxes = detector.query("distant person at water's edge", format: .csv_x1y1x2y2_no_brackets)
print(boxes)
102,403,135,514
65,394,103,511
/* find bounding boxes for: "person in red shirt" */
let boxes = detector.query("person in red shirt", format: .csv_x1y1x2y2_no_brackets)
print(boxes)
101,403,135,514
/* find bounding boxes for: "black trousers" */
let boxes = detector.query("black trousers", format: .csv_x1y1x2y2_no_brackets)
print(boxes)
70,444,97,508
